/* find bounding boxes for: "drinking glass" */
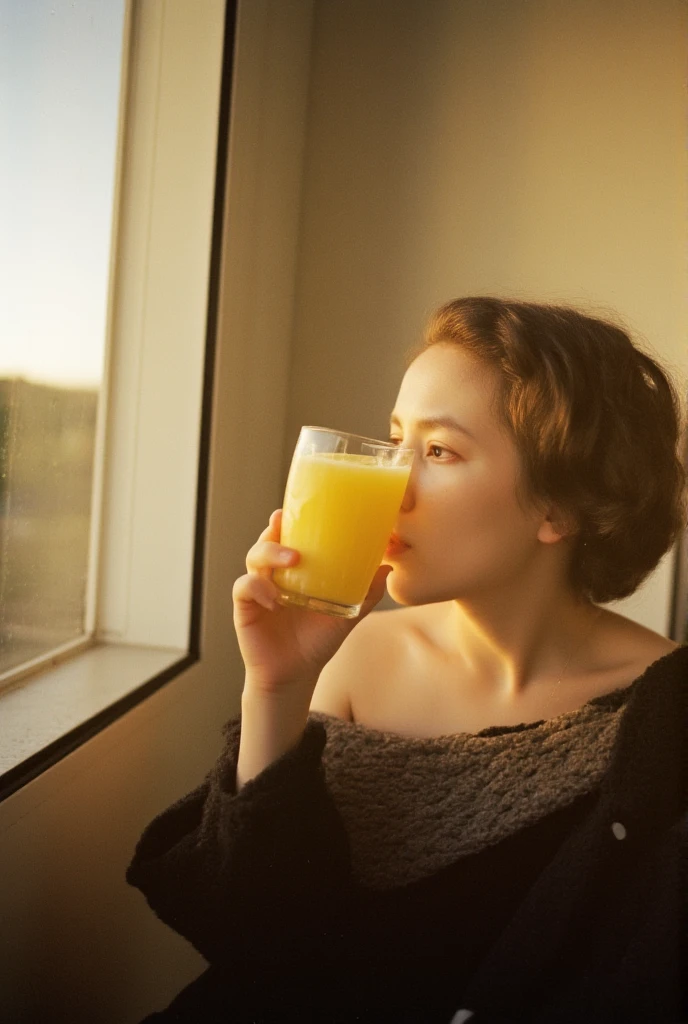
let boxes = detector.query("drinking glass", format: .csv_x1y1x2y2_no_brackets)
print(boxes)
273,426,414,618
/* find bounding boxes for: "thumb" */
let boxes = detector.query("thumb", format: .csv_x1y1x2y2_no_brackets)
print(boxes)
358,564,393,619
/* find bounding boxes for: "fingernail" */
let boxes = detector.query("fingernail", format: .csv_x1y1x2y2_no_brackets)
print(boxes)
278,550,293,563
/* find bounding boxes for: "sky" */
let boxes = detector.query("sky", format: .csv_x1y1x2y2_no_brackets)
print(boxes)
0,0,126,387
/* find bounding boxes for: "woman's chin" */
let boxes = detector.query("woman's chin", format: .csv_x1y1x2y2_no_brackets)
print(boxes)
385,572,426,607
386,568,465,608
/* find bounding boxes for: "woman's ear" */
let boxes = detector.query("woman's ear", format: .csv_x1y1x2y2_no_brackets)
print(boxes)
537,508,576,545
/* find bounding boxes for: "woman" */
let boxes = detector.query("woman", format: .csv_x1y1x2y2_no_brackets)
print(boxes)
128,298,688,1023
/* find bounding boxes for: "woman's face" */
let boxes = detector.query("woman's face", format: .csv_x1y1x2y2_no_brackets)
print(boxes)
385,343,559,607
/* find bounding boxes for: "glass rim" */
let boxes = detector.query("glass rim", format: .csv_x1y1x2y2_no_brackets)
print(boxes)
299,424,413,452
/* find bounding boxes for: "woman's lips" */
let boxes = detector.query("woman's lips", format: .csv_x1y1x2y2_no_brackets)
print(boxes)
384,533,411,558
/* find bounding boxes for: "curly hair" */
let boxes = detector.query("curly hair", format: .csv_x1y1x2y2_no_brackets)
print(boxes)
417,297,687,603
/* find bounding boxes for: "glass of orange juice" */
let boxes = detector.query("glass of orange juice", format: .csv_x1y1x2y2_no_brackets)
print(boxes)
273,426,414,618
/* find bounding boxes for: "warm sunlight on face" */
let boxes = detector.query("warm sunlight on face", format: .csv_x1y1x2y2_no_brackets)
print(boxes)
385,344,561,607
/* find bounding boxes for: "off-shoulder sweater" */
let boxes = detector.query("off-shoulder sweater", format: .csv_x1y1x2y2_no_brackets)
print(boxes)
127,645,688,1024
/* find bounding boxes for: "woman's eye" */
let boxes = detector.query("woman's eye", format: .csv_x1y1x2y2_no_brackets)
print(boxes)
428,444,453,460
389,438,456,460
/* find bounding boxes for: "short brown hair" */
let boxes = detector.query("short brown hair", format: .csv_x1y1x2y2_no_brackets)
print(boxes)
416,297,686,603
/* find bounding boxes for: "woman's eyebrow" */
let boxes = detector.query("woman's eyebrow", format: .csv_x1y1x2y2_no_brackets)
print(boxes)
389,413,477,442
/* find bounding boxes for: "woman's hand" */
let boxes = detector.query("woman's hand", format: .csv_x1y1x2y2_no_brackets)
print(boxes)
232,510,391,697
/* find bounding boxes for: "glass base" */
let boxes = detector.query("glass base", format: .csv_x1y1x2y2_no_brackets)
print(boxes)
275,587,361,619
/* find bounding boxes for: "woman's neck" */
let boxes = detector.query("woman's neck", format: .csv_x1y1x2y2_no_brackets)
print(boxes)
436,589,602,702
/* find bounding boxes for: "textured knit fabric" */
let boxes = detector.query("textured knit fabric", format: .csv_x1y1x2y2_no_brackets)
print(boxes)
127,645,688,1024
312,684,631,888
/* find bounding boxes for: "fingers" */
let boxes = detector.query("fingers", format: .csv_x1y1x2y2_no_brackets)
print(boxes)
233,508,295,616
252,509,281,548
246,540,299,575
233,572,279,612
245,510,299,577
265,508,282,539
358,564,393,619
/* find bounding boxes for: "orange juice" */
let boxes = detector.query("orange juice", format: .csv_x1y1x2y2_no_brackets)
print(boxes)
274,452,411,611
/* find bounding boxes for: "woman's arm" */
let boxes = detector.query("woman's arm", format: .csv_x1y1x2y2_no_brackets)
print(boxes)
128,509,387,966
237,681,316,791
232,510,389,785
126,713,353,966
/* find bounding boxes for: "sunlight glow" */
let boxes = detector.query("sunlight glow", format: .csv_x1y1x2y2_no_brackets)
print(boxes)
0,0,126,386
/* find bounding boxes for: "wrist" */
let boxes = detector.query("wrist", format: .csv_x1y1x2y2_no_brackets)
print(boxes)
238,682,315,791
242,673,318,707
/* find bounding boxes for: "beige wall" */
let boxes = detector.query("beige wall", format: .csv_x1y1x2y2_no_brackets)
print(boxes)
288,0,687,628
0,2,685,1022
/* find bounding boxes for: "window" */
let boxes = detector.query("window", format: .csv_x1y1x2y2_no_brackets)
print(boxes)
0,0,234,797
0,0,126,683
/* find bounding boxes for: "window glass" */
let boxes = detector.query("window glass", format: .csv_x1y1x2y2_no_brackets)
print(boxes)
0,0,126,679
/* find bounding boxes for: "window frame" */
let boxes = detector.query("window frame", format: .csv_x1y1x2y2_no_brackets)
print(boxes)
0,0,238,804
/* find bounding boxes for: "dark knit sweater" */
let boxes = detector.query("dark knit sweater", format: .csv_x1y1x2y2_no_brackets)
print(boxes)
127,645,688,1023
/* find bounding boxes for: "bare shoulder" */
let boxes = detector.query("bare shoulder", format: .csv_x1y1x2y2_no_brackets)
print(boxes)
309,606,419,720
595,607,679,680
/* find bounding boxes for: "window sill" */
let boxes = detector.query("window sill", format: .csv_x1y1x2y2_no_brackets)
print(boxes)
0,642,190,802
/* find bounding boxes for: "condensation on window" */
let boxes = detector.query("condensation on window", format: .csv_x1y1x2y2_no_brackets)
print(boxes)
0,380,98,675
